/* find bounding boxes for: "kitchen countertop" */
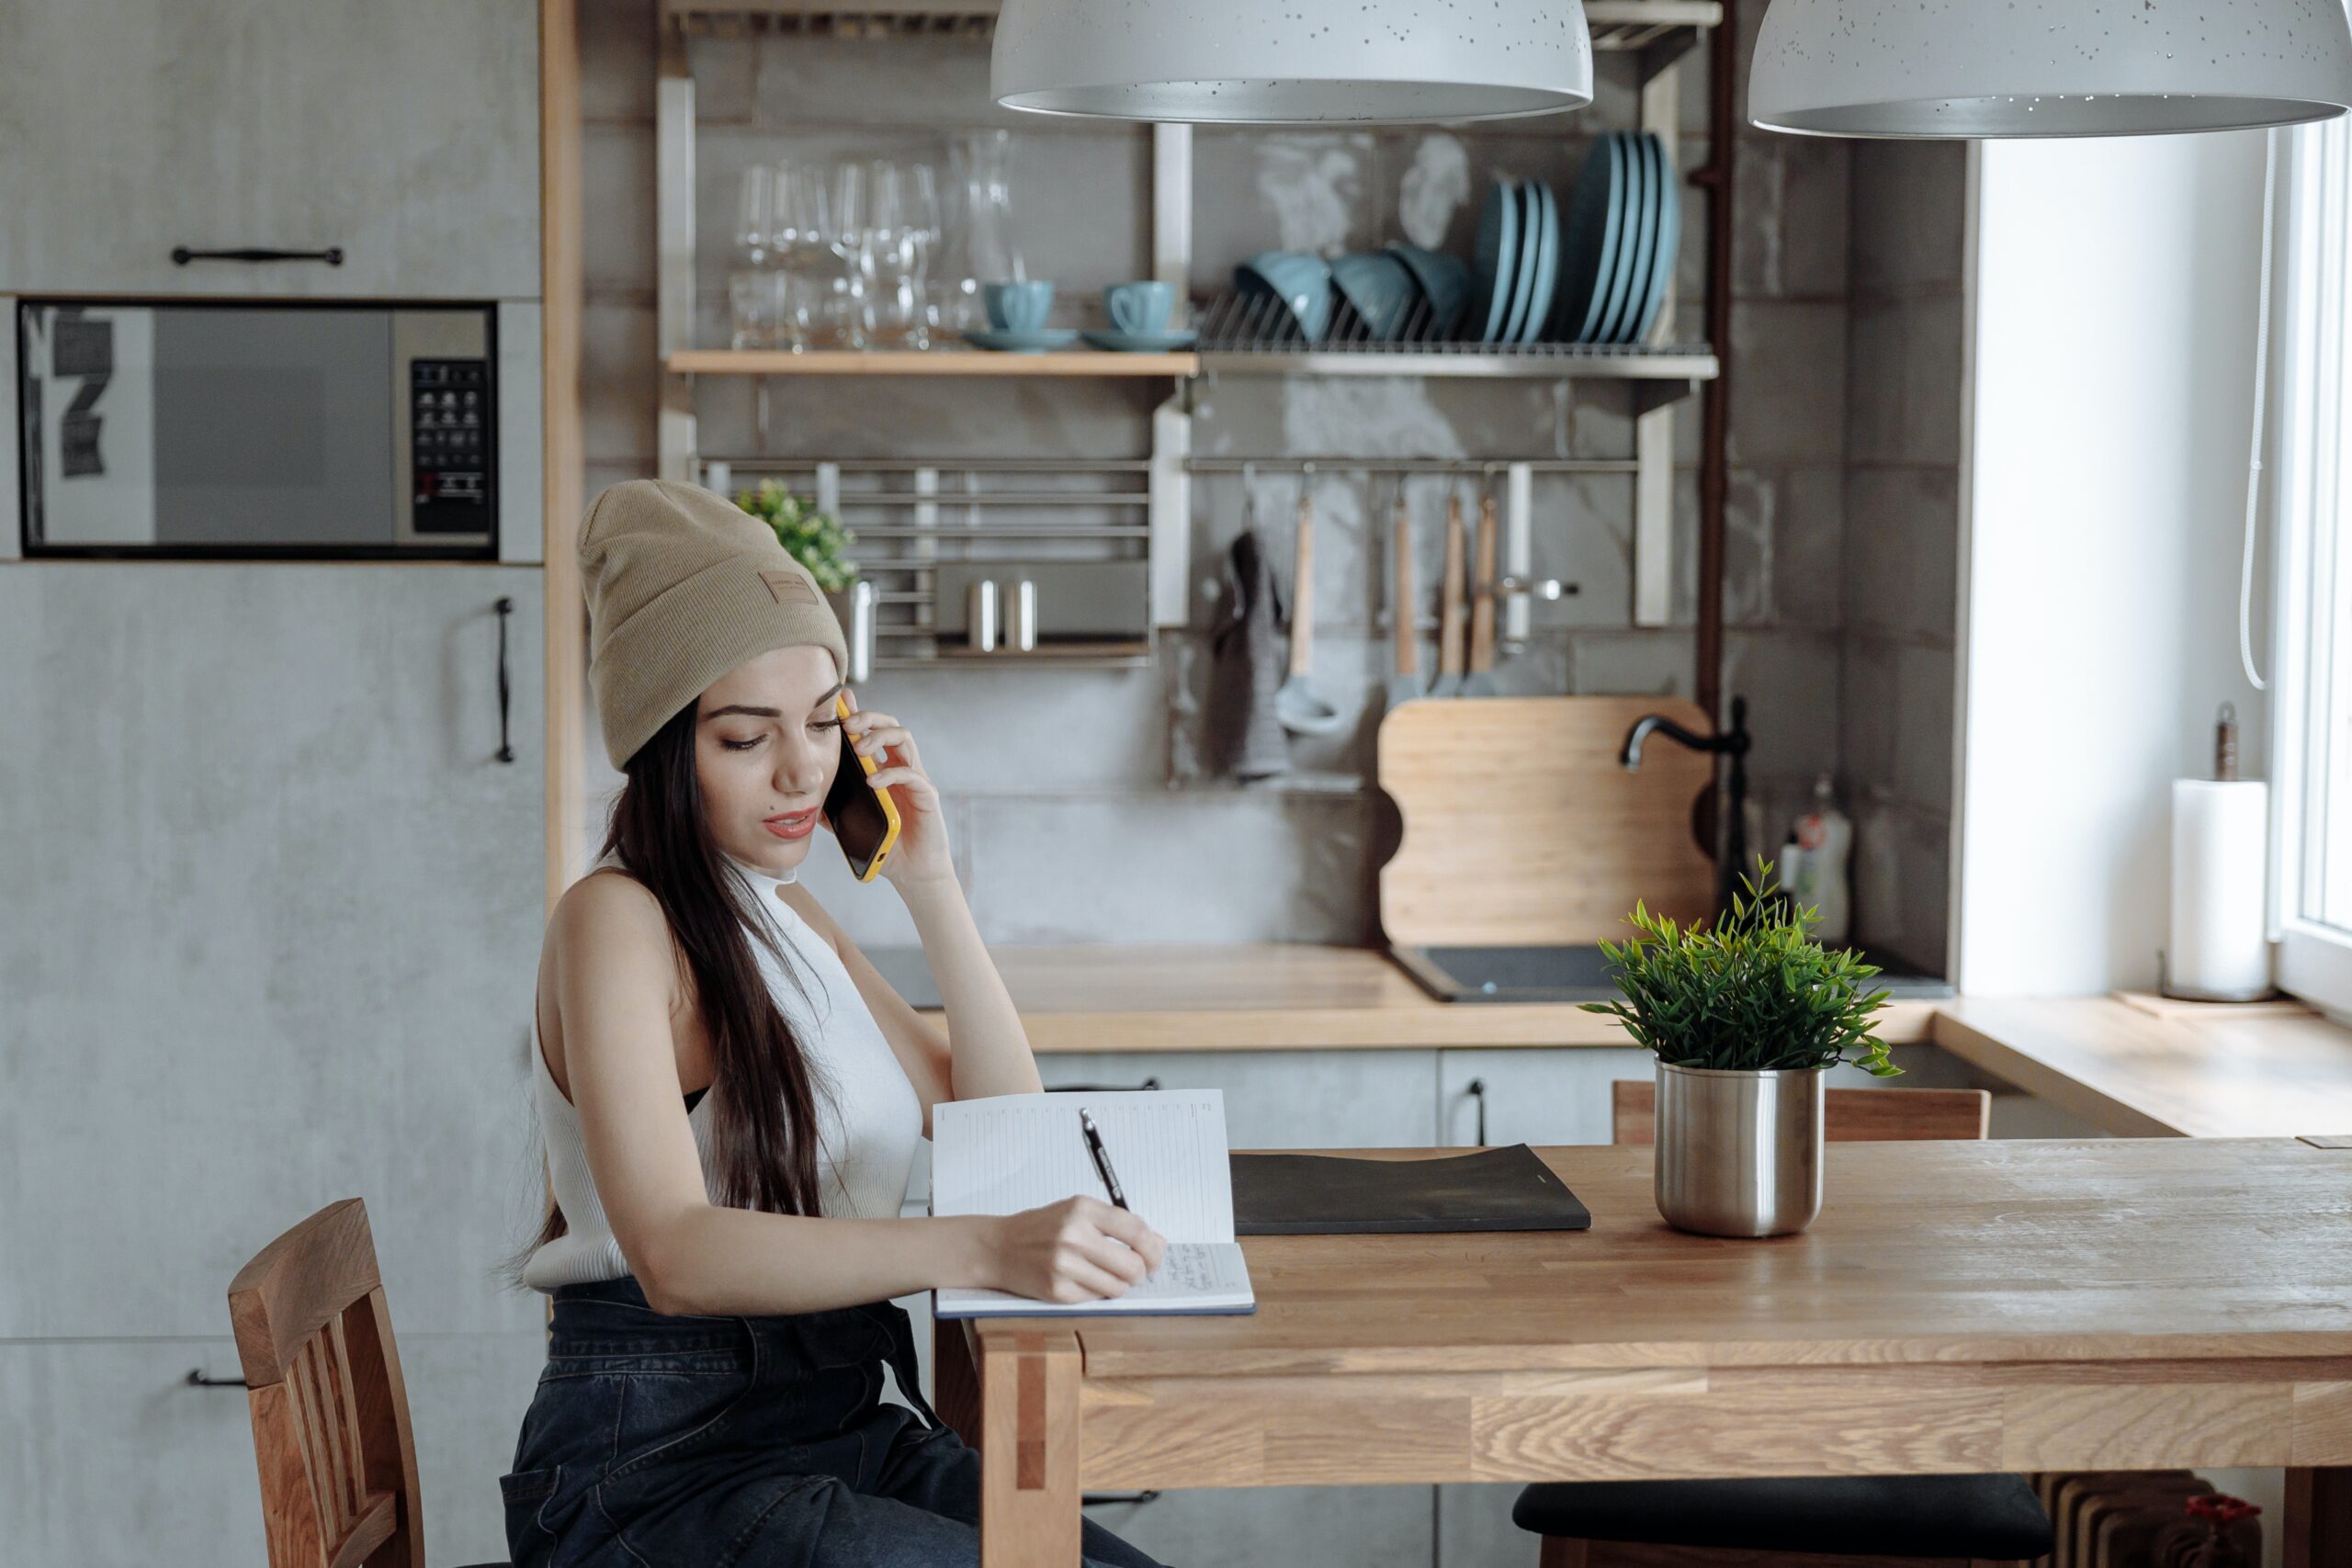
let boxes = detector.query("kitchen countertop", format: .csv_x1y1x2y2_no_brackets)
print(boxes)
1932,992,2352,1139
896,942,1942,1053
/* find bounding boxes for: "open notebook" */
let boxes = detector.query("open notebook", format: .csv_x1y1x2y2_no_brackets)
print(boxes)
930,1089,1256,1319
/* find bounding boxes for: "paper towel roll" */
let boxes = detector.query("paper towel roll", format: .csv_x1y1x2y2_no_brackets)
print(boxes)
2168,779,2271,1000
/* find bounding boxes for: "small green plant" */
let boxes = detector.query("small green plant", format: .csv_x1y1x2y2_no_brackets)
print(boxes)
734,479,859,593
1581,863,1899,1077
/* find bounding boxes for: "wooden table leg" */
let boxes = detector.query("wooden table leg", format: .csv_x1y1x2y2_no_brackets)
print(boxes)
2286,1467,2352,1568
974,1326,1083,1568
933,1315,981,1448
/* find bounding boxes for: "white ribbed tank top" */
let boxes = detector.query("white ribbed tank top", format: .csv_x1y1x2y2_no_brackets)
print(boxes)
521,853,922,1292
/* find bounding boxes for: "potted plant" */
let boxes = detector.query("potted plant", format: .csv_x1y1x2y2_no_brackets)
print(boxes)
1581,865,1896,1237
732,479,865,671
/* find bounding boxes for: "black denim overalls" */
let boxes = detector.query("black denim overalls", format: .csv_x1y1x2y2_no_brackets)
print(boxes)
499,1276,1169,1568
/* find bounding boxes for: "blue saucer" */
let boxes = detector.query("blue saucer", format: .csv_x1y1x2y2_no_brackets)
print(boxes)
1080,327,1199,353
965,327,1080,354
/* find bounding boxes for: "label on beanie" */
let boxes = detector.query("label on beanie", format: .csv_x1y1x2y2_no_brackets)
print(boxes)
759,569,820,606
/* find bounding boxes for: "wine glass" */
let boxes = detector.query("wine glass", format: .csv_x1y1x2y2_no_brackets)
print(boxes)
827,160,870,351
861,159,924,349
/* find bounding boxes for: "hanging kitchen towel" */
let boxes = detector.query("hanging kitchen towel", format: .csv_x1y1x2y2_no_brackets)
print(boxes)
1206,526,1293,780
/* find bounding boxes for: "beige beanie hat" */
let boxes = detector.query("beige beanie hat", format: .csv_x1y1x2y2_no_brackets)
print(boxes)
580,479,848,768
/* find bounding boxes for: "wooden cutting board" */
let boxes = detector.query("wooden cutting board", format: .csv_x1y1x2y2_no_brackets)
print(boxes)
1376,695,1716,948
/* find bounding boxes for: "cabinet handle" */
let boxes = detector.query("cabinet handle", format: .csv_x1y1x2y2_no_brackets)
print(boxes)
494,597,516,764
186,1368,247,1388
1046,1078,1162,1093
171,245,345,266
1082,1490,1163,1508
1465,1077,1487,1145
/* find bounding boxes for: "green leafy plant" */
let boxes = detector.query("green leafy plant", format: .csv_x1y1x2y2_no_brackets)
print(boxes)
733,479,859,593
1580,863,1899,1077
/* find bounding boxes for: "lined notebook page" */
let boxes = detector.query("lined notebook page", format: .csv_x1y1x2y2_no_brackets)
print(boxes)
931,1090,1235,1244
935,1241,1250,1316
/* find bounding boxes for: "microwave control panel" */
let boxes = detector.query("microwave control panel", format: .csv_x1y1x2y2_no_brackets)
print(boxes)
409,358,492,535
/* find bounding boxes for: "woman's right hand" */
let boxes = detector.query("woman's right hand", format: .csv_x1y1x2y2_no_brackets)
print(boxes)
989,1196,1169,1303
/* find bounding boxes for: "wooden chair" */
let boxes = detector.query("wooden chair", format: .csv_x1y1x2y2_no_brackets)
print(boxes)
1609,1079,1992,1146
1514,1083,2049,1568
227,1197,507,1568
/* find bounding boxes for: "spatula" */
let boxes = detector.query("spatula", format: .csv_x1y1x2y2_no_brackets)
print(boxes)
1275,489,1347,735
1463,493,1502,696
1429,493,1466,698
1385,493,1424,708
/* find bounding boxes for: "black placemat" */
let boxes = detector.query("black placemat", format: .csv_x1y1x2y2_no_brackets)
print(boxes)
1229,1144,1592,1235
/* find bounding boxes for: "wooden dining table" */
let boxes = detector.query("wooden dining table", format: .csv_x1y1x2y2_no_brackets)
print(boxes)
933,1137,2352,1567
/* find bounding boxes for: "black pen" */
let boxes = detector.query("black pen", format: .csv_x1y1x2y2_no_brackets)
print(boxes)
1079,1108,1129,1211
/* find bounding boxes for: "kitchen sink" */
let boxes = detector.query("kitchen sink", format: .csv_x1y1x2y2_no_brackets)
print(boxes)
1388,943,1953,1003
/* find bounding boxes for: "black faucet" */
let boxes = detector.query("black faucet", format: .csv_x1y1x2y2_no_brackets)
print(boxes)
1620,695,1751,913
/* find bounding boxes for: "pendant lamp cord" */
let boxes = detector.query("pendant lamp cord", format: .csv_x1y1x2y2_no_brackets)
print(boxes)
2241,127,2278,693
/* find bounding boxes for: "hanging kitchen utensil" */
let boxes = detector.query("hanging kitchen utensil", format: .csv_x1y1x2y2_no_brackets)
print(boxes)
1430,493,1467,698
1275,482,1347,736
1385,490,1424,709
1463,491,1502,696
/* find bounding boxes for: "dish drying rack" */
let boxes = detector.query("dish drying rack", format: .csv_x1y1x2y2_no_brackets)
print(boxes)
655,0,1726,660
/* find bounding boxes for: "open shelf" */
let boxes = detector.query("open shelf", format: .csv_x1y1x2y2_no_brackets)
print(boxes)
669,345,1713,384
1196,344,1718,381
668,348,1197,378
665,0,1722,53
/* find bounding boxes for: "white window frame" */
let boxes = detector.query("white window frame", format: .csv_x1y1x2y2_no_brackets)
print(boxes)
2270,118,2352,1019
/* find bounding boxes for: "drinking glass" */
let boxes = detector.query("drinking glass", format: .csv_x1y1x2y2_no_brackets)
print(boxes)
861,159,924,349
827,160,870,351
771,162,831,351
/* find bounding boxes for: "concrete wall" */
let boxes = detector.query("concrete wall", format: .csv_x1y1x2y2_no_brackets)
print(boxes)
1841,141,1969,976
575,0,1957,958
1957,130,2271,996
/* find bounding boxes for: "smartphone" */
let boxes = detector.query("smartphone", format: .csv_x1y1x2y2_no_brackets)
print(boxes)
824,692,900,883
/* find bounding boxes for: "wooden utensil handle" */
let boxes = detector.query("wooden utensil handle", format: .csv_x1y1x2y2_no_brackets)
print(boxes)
1470,495,1498,674
1288,493,1316,678
1438,496,1466,679
1392,499,1417,677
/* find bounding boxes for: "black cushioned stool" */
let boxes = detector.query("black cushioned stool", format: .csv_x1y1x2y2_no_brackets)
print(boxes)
1512,1472,2055,1562
1514,1084,2058,1567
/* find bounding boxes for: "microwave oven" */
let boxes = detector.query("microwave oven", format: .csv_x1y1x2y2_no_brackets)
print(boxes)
17,299,501,558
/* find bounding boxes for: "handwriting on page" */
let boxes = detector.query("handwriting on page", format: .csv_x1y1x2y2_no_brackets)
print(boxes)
933,1090,1236,1244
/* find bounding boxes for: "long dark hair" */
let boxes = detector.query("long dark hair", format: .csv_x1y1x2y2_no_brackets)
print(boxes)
513,701,833,1278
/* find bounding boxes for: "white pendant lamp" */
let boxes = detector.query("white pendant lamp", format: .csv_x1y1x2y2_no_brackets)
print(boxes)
990,0,1593,124
1752,0,2352,138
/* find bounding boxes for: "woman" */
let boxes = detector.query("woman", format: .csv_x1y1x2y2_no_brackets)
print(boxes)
501,479,1170,1568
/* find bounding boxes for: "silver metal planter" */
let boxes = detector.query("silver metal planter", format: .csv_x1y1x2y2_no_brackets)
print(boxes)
1654,1062,1826,1237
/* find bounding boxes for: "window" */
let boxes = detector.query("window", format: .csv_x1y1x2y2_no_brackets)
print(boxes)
2271,118,2352,1017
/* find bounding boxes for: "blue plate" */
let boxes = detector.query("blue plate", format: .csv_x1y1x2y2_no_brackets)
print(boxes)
964,326,1080,353
1593,131,1653,345
1474,178,1521,344
1330,251,1419,341
1500,180,1544,344
1386,243,1472,338
1560,136,1627,344
1519,181,1561,345
1236,250,1335,342
1080,327,1199,352
1630,134,1682,346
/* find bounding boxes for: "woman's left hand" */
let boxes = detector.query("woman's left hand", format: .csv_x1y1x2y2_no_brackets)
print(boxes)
835,694,954,890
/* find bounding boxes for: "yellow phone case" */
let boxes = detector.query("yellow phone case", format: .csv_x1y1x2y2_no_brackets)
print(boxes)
840,693,901,882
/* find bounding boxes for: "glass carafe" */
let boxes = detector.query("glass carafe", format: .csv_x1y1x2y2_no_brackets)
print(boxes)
938,130,1023,335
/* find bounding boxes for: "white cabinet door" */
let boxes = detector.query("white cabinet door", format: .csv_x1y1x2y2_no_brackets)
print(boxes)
1038,1050,1442,1149
0,564,547,1339
0,1332,545,1567
1436,1046,1657,1148
0,0,539,299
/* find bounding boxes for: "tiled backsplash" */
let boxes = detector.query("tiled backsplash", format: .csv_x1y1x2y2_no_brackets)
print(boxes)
575,0,1962,963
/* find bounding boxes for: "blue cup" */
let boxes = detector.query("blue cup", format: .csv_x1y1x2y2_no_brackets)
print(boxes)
1104,280,1174,335
983,280,1055,333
